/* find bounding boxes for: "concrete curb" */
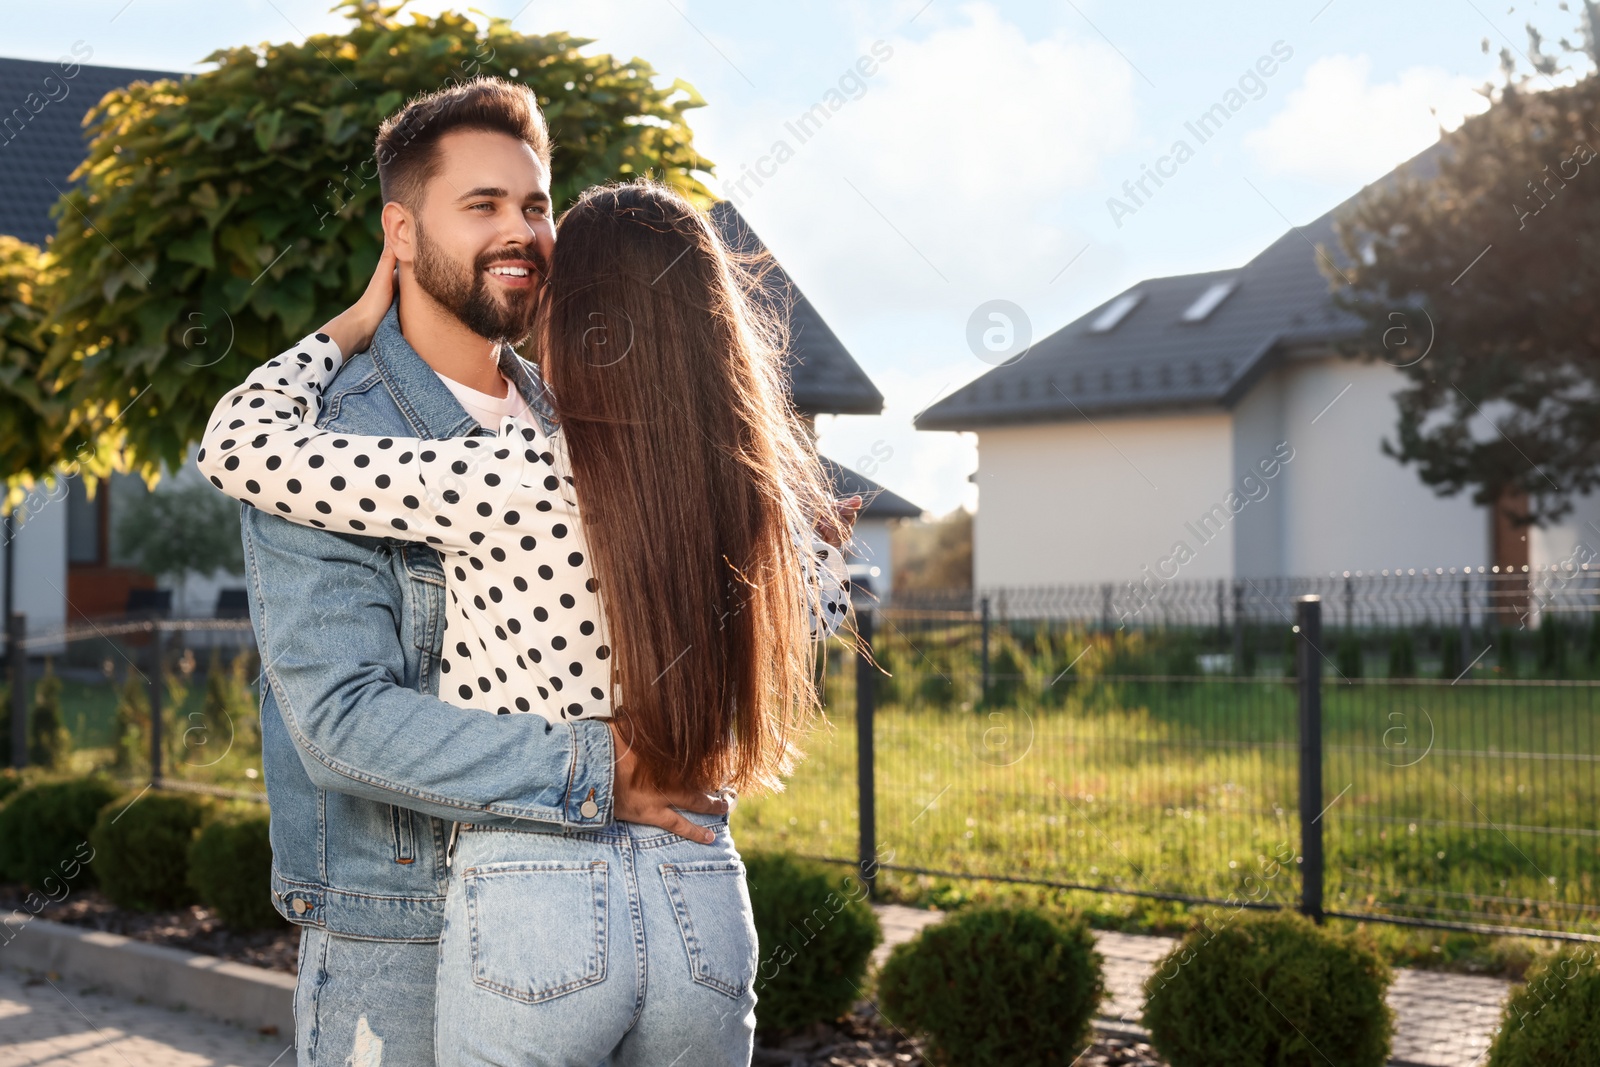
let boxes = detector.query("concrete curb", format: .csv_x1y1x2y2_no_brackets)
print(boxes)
4,916,295,1036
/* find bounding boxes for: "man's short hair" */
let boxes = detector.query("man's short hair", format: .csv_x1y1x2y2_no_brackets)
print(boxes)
375,77,552,209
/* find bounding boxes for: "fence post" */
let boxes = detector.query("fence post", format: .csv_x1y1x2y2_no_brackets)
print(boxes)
7,613,24,769
1100,583,1113,633
979,595,991,703
147,622,165,786
1295,595,1325,923
1216,579,1227,643
1460,574,1473,669
855,608,877,900
1232,581,1246,674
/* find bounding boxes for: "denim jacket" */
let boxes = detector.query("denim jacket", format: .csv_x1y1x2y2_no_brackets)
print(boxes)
240,299,614,941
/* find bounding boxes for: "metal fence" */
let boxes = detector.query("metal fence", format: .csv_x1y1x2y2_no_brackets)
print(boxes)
7,592,1597,941
733,596,1600,942
897,565,1600,635
5,611,264,799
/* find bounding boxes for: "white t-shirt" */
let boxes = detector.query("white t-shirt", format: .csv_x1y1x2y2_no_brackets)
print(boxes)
439,370,533,431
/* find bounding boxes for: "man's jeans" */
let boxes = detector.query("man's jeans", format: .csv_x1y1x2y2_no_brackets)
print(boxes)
295,929,439,1067
435,809,757,1067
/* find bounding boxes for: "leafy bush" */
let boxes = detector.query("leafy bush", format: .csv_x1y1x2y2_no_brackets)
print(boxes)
89,790,210,912
187,808,280,930
0,776,119,890
0,767,21,804
27,663,71,771
744,852,881,1032
112,670,150,775
1387,632,1416,678
1487,948,1600,1066
1142,910,1394,1067
878,904,1104,1067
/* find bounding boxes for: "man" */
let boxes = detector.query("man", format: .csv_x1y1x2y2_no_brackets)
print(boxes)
241,77,857,1066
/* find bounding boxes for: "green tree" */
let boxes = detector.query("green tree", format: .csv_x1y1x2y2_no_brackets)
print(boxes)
1330,19,1600,528
893,507,974,596
36,0,713,484
27,662,71,771
0,236,70,504
116,482,245,607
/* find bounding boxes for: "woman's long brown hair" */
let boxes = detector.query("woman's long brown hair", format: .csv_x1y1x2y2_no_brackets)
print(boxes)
538,181,837,796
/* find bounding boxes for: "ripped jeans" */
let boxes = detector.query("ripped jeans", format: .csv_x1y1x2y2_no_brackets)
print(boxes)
295,926,439,1067
435,808,757,1067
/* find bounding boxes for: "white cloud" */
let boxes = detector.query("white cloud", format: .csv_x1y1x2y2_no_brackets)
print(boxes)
1245,55,1490,185
703,3,1135,308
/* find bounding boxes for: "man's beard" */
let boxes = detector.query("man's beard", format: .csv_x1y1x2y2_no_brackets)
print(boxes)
413,222,543,345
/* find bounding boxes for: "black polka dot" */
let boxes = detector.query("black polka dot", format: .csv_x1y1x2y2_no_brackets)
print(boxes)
286,479,302,493
533,607,548,622
538,565,554,580
551,636,567,651
421,450,437,462
568,552,584,567
403,495,419,509
569,662,583,677
520,536,536,551
504,511,519,525
590,688,605,700
552,524,568,538
265,455,282,471
544,476,560,490
452,460,468,475
309,455,325,469
477,502,492,517
508,618,522,634
331,476,346,491
580,621,595,635
458,684,473,700
516,697,530,712
560,594,575,609
489,587,502,603
477,677,491,693
491,547,506,562
485,473,500,487
359,498,376,512
597,645,611,659
246,479,261,494
375,473,390,489
513,576,528,592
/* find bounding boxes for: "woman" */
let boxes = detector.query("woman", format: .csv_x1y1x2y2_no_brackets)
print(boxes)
198,181,853,1065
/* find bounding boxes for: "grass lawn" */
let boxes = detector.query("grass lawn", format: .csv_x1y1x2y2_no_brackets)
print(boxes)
733,663,1600,975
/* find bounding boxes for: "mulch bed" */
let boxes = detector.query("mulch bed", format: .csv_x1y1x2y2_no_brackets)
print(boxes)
3,883,1168,1065
753,1003,1167,1066
0,883,300,974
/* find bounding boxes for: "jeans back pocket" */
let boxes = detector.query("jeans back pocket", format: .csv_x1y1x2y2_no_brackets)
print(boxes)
463,860,607,1004
658,860,757,999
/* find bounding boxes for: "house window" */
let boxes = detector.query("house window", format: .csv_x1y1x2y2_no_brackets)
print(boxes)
1089,293,1142,333
66,478,106,566
1181,280,1236,322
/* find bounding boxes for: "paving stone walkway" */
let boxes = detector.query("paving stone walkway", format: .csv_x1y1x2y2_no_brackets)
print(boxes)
0,966,290,1067
0,908,1515,1067
873,904,1510,1067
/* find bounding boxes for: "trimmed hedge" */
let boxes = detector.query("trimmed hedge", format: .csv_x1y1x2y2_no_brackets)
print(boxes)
878,905,1104,1067
0,776,119,891
1486,948,1600,1066
1142,910,1394,1067
187,809,280,930
89,790,211,912
744,852,881,1032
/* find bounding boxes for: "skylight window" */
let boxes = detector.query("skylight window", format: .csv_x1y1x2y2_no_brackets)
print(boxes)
1181,280,1237,322
1089,292,1142,333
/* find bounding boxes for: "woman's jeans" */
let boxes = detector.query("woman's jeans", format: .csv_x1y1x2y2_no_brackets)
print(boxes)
435,808,757,1067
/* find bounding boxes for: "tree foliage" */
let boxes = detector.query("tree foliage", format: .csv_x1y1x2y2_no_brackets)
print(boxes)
36,0,713,483
0,236,69,502
1331,43,1600,526
115,481,245,584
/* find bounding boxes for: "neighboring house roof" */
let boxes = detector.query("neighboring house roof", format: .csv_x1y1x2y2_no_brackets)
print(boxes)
916,145,1445,432
820,456,923,520
0,56,181,245
710,201,885,417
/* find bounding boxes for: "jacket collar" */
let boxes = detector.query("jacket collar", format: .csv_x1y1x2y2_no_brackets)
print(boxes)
367,297,559,440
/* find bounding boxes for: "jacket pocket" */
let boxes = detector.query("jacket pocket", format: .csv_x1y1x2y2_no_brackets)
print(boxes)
659,860,757,999
464,860,607,1004
389,805,416,865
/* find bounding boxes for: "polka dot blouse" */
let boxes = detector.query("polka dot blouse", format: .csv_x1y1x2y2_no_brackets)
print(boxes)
197,331,851,724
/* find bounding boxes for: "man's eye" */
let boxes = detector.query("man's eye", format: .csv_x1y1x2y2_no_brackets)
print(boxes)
470,203,494,211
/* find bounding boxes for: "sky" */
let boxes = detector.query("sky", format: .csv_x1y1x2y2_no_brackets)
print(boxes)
3,0,1585,516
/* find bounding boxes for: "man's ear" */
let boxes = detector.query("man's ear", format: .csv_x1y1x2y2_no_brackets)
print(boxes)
382,201,417,264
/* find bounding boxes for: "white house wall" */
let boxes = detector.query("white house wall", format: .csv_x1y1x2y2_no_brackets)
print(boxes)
3,488,68,653
1230,365,1287,578
972,413,1234,587
1278,356,1486,574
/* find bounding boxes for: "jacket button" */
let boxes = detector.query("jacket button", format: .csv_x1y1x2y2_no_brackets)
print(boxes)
579,799,599,819
291,898,309,915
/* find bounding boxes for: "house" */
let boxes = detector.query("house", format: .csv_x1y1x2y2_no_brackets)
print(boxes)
0,56,920,637
916,144,1600,591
